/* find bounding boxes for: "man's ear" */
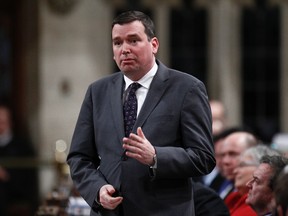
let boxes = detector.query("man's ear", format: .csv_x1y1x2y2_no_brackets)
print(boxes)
151,37,159,55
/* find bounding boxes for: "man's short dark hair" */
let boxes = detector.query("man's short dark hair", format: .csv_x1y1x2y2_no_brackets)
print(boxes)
260,155,288,190
112,10,156,41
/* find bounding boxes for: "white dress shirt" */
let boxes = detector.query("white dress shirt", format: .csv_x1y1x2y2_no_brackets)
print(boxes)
123,62,158,116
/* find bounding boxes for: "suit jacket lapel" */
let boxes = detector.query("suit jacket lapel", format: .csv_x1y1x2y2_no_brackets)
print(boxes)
109,74,126,142
109,61,170,137
135,62,169,130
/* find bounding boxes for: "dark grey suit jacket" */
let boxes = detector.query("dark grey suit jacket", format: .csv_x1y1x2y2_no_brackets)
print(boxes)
67,60,215,216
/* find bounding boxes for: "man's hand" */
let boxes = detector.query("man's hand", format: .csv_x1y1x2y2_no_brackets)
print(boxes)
123,127,156,166
99,185,123,210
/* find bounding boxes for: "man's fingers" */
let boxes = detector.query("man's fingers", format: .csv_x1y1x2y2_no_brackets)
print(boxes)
101,196,123,210
137,127,145,139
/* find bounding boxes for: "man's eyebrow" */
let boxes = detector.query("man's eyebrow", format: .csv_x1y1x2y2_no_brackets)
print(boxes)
112,34,139,40
128,33,139,37
112,36,121,41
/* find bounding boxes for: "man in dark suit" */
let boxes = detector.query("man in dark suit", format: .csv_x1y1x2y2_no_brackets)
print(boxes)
67,10,215,216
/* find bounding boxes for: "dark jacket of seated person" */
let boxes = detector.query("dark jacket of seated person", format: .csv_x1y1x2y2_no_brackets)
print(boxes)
194,181,230,216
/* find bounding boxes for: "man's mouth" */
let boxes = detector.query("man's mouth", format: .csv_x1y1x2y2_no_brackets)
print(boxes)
122,58,134,62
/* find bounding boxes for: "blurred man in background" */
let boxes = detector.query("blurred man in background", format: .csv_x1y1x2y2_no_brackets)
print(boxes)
246,155,288,216
0,104,38,216
218,131,258,199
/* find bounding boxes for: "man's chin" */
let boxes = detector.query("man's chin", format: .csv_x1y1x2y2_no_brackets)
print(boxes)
121,65,134,73
122,70,134,76
245,196,251,205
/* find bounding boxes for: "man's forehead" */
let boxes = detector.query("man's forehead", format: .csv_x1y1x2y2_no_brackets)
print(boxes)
255,164,272,178
112,20,144,32
112,28,145,41
221,140,247,152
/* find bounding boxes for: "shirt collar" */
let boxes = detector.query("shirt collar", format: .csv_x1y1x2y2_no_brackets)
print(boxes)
124,62,158,90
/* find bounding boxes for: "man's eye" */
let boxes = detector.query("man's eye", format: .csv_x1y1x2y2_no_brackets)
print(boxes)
114,41,121,46
253,178,259,184
130,39,138,44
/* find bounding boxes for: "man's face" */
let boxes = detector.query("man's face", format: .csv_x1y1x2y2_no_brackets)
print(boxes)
233,154,258,195
246,163,274,210
218,134,248,180
210,101,225,135
112,20,159,80
214,138,224,171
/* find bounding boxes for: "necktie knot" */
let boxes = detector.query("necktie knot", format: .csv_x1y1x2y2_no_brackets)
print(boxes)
128,82,141,94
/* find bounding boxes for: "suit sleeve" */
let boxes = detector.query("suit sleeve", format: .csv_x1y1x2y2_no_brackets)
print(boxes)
154,80,215,178
67,85,107,208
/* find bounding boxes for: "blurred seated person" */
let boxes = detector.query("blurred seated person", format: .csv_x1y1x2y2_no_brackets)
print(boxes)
197,99,236,192
246,155,288,216
199,127,240,192
218,131,259,200
274,165,288,216
225,145,280,216
193,181,230,216
0,103,38,216
210,100,227,136
271,133,288,158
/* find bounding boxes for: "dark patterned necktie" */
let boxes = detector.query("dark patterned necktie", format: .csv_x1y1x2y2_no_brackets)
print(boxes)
123,82,141,137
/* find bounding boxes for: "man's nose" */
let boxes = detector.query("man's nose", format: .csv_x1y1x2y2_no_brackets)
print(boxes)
246,179,253,188
222,155,230,163
122,42,130,54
